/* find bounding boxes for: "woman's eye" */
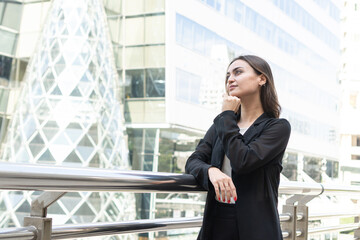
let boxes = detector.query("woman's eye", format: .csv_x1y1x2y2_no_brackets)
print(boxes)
235,70,242,75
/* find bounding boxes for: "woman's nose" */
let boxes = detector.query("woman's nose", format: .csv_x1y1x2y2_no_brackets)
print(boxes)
228,76,235,83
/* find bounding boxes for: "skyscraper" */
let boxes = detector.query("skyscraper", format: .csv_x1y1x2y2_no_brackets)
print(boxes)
0,1,135,239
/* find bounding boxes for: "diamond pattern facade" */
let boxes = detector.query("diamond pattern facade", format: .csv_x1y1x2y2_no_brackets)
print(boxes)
0,0,135,238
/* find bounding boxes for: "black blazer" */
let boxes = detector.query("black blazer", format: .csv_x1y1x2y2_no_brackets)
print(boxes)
185,110,291,240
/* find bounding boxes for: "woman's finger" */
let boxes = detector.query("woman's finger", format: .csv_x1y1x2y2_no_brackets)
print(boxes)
218,181,226,202
213,182,220,201
225,181,231,203
229,180,237,201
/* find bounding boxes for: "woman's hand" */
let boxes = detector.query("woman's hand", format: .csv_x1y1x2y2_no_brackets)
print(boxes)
222,93,241,112
208,167,237,203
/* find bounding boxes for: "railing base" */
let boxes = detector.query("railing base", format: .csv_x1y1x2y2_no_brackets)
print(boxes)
24,217,51,240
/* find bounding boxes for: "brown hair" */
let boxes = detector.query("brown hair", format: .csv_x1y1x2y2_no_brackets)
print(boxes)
226,55,281,118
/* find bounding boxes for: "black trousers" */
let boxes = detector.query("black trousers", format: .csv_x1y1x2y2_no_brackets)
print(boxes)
209,201,240,240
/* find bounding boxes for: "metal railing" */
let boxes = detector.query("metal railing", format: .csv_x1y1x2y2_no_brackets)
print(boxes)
0,162,360,240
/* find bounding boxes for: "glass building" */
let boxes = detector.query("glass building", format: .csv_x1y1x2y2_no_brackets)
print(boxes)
0,0,341,239
0,1,136,239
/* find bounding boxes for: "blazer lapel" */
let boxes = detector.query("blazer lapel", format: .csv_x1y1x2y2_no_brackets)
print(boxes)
243,125,257,144
243,112,271,144
213,112,272,166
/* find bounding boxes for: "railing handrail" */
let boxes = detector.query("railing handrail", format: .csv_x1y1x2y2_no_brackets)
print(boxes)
0,226,37,240
1,162,360,196
51,217,202,239
308,223,360,234
1,162,360,239
1,216,358,240
0,162,203,193
0,218,202,240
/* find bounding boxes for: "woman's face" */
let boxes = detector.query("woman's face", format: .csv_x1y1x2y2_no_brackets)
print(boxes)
226,59,263,98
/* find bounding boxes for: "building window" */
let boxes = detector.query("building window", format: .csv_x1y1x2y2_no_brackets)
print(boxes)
351,155,360,160
0,55,12,83
145,68,165,97
125,68,165,98
176,68,201,104
282,152,298,181
0,87,9,113
103,0,122,15
125,69,144,98
0,29,17,56
352,135,360,147
326,160,339,178
0,2,22,31
303,156,322,182
125,17,144,46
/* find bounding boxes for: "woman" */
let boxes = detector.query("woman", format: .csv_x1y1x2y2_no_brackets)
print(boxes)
185,55,291,240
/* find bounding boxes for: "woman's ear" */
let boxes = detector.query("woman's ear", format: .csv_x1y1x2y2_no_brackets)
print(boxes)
258,74,267,87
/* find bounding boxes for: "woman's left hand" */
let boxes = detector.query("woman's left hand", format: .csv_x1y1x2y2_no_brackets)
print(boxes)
208,167,237,203
222,93,241,112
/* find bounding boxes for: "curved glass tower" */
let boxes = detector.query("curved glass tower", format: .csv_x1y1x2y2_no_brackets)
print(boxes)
0,0,135,238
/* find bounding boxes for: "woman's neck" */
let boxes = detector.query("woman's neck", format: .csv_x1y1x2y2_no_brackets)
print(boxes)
238,96,264,128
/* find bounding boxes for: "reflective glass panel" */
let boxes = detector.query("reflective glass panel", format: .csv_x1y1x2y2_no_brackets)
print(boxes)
0,87,9,112
125,47,144,68
125,17,144,45
124,0,144,15
113,47,122,68
125,69,144,98
0,3,4,24
176,68,201,104
126,128,143,169
282,152,298,181
0,29,17,55
145,68,165,97
103,0,122,15
107,16,120,43
303,156,322,183
144,45,165,68
2,3,22,30
145,0,165,13
145,15,165,44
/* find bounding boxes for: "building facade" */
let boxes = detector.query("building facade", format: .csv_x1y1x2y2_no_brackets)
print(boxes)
339,0,360,185
0,0,341,239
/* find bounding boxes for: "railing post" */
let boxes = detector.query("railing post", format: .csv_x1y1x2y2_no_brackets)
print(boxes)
296,195,316,240
23,217,52,240
355,230,360,240
354,216,360,239
282,205,297,239
23,192,66,240
281,195,302,240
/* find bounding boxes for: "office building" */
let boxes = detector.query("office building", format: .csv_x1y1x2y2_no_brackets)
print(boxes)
0,0,341,239
339,0,360,185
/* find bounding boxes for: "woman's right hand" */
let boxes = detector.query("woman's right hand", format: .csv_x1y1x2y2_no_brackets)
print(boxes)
208,167,237,203
221,93,241,113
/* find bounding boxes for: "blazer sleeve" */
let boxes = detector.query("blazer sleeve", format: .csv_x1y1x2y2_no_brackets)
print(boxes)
185,124,216,191
214,110,291,174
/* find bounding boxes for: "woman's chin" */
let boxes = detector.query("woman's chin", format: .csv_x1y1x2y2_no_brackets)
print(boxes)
229,92,240,97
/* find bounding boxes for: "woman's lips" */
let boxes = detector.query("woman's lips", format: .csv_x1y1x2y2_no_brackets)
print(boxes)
229,85,237,91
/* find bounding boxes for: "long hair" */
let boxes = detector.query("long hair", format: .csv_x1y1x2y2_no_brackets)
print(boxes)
226,55,281,118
